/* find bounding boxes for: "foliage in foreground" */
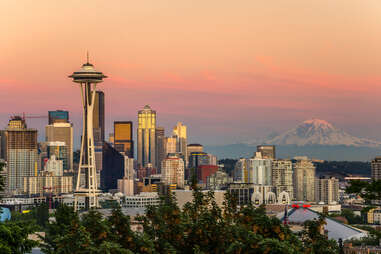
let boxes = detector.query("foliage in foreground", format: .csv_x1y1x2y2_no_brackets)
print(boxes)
0,161,38,253
41,187,338,254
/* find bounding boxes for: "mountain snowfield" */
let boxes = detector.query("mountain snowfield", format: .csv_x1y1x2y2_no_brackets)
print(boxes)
260,119,381,147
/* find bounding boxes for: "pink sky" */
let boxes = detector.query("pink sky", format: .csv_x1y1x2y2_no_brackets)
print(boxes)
0,0,380,145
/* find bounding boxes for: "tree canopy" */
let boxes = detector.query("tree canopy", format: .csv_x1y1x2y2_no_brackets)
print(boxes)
41,187,338,254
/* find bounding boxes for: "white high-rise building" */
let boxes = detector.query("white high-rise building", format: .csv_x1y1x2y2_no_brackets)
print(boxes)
45,155,63,177
315,177,339,204
161,154,184,188
272,159,293,199
248,152,272,185
233,153,272,185
293,157,315,202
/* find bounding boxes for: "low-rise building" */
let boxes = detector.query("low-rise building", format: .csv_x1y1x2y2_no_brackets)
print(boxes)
23,172,72,196
228,183,283,206
206,170,232,190
173,189,226,209
368,208,381,224
123,192,160,208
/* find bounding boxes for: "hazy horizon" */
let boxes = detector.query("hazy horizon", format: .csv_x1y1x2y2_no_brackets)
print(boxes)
1,1,380,146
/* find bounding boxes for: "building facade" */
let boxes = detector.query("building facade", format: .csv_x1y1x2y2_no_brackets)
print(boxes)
45,122,73,170
293,158,316,202
23,172,73,196
206,170,232,190
93,91,105,144
45,155,63,177
161,154,184,188
7,117,38,194
247,153,272,185
165,137,177,154
197,165,218,184
228,183,276,206
137,105,156,168
48,110,69,124
173,122,187,165
257,145,276,159
101,142,124,191
233,158,248,183
47,141,68,171
272,159,293,198
155,127,165,172
114,121,133,158
315,177,339,204
371,157,381,180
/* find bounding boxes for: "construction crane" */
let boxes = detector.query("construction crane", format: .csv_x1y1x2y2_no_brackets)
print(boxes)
21,113,48,120
9,113,48,122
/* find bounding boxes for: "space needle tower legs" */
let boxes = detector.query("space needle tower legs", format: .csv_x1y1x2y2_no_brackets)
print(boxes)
69,56,107,210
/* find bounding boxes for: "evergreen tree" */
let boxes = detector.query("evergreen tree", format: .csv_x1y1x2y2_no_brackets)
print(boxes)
0,161,37,254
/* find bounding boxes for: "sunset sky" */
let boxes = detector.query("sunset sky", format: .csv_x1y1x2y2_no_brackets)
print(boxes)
0,0,380,146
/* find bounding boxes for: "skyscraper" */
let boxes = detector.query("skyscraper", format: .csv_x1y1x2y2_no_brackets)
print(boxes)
372,157,381,180
272,159,293,198
101,142,124,191
165,137,177,154
233,158,248,183
247,152,272,185
93,91,105,144
48,110,69,124
293,157,315,202
137,105,156,168
45,122,73,170
187,144,203,163
173,122,187,164
155,127,165,172
6,116,38,194
114,121,133,158
315,177,339,204
161,154,184,188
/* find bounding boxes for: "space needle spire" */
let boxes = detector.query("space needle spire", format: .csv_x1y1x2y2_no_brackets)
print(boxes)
69,55,107,210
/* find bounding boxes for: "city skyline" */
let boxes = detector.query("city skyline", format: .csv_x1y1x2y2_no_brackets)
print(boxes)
0,1,380,146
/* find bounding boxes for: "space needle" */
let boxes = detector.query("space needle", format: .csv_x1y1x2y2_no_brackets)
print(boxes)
69,54,107,210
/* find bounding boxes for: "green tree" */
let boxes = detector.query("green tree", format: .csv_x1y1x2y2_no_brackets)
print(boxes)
0,162,37,254
41,204,78,253
300,216,339,254
339,208,362,224
346,180,381,204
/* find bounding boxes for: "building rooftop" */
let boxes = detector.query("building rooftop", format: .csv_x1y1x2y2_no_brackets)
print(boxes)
278,207,367,241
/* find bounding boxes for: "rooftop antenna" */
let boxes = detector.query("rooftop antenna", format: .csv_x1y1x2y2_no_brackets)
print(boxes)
86,51,89,64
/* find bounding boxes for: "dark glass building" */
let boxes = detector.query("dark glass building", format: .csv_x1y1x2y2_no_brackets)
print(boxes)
93,91,105,144
101,142,124,191
48,110,69,124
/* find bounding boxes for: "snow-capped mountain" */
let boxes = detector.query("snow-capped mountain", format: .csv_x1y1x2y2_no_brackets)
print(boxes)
262,119,381,147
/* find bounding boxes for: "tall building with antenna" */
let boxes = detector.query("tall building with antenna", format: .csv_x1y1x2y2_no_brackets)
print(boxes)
69,55,107,210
